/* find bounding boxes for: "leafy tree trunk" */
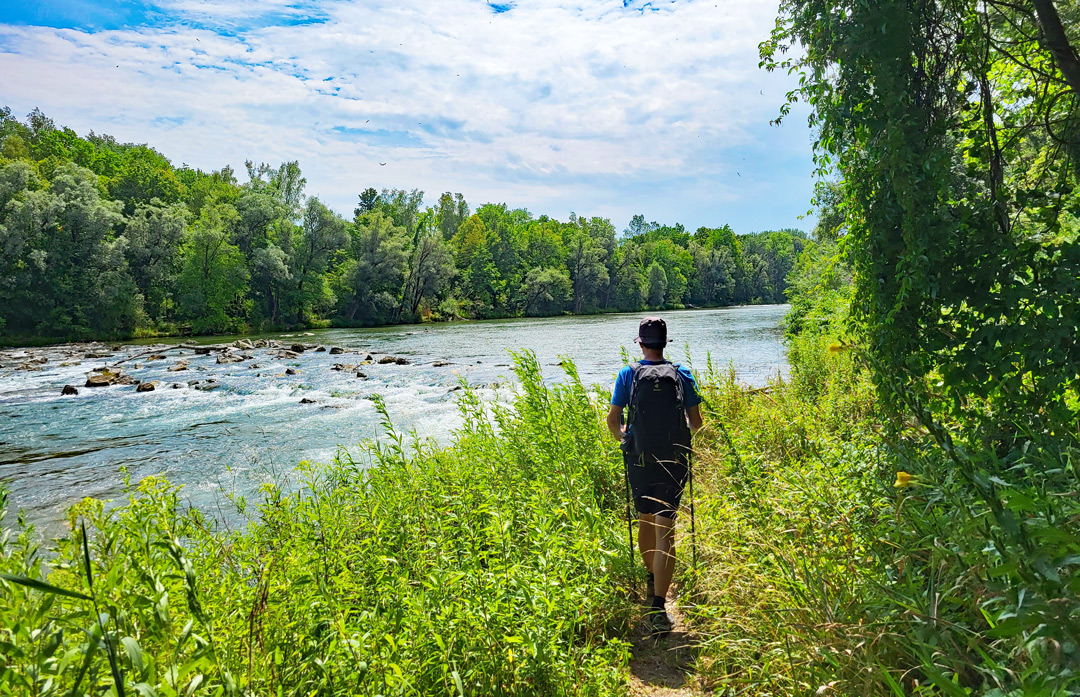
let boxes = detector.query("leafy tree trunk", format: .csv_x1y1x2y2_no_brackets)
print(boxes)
1032,0,1080,94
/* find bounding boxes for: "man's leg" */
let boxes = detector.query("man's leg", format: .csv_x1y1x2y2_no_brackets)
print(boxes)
637,513,656,572
650,514,677,599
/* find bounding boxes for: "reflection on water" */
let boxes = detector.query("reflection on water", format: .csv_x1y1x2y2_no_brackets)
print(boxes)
1,305,788,534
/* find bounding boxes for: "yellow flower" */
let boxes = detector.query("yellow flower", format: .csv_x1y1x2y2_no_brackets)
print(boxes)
893,471,916,488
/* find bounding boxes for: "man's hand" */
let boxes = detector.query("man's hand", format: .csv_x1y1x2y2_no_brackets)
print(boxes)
606,405,625,441
686,404,703,433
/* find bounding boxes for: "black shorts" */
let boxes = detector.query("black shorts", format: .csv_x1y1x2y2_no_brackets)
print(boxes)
625,452,689,520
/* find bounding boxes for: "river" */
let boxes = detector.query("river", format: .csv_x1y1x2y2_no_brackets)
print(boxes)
0,305,788,535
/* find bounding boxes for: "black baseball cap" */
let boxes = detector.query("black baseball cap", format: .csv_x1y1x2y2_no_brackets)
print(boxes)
634,317,670,345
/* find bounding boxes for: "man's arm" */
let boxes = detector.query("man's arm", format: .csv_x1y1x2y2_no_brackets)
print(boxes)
606,405,625,441
686,404,703,433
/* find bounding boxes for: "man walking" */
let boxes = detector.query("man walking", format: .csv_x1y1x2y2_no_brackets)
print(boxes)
606,317,703,634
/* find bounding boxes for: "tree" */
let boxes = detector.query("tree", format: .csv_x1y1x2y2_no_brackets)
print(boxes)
436,192,469,240
336,211,409,324
521,267,571,316
246,160,306,215
355,187,380,218
689,242,736,306
647,262,668,307
289,197,347,323
0,162,142,337
564,220,609,314
249,244,291,326
176,203,248,333
232,191,288,254
124,199,187,321
379,188,425,237
400,230,455,320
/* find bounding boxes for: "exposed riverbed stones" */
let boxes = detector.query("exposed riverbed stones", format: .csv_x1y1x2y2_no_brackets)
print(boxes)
331,363,356,371
136,382,156,392
329,346,345,355
285,368,298,375
290,343,306,353
432,360,451,367
167,362,188,372
299,397,316,404
85,368,135,387
378,356,411,365
61,385,78,395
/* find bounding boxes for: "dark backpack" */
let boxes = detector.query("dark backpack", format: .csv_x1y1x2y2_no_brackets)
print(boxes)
624,362,692,466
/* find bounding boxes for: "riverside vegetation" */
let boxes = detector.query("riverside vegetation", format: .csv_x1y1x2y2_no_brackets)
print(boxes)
0,108,805,345
3,0,1079,695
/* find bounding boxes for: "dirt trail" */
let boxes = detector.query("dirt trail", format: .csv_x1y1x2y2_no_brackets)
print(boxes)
627,595,705,697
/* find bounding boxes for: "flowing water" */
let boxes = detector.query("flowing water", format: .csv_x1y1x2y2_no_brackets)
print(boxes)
1,305,788,534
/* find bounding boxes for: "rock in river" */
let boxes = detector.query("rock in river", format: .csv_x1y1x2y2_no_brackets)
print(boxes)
290,343,306,353
299,397,316,404
136,382,156,393
216,352,249,364
285,368,298,375
329,346,345,355
85,368,135,387
61,385,78,396
331,363,356,372
167,362,189,372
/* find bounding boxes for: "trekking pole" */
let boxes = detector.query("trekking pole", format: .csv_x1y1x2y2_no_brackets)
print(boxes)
688,452,697,570
620,414,635,569
623,459,635,568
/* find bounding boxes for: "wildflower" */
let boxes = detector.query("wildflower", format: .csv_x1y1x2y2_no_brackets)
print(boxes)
893,471,916,488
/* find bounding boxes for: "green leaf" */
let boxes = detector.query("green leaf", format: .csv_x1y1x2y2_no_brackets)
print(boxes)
122,636,146,676
0,573,92,601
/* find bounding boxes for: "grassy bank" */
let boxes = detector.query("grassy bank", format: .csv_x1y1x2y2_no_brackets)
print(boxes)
681,329,1079,695
5,334,1075,695
0,352,637,696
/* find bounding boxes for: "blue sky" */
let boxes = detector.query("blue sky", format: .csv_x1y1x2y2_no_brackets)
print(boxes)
0,0,817,234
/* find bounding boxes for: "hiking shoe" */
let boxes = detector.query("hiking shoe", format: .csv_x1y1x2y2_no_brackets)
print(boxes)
647,608,672,635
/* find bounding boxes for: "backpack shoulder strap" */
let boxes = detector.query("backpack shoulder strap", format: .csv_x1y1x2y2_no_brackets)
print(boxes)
626,362,642,421
668,363,686,410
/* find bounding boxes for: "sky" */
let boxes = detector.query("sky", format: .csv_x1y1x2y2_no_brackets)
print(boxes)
0,0,817,234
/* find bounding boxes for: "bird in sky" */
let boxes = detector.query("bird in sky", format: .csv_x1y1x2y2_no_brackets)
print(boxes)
379,162,387,166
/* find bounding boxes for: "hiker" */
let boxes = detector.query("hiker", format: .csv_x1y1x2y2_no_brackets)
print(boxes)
606,316,703,634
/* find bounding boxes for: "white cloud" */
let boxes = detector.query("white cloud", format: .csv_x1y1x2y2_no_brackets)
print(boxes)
0,0,815,231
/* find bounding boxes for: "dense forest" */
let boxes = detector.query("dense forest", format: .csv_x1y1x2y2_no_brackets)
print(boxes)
0,108,806,342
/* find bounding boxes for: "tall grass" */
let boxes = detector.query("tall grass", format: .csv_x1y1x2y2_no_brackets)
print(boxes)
0,352,636,696
681,328,1080,695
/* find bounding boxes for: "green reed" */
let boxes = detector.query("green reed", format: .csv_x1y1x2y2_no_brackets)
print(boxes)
0,351,635,696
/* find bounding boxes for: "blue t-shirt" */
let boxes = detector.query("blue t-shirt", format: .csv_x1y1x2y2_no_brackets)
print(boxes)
611,360,702,409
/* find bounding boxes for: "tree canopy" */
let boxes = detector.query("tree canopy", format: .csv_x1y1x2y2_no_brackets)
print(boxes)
0,107,807,340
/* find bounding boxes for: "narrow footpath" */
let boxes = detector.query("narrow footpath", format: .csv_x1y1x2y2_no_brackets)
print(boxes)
628,594,704,697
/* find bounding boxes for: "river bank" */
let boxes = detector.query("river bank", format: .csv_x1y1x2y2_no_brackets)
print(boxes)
0,301,778,350
1,305,789,536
